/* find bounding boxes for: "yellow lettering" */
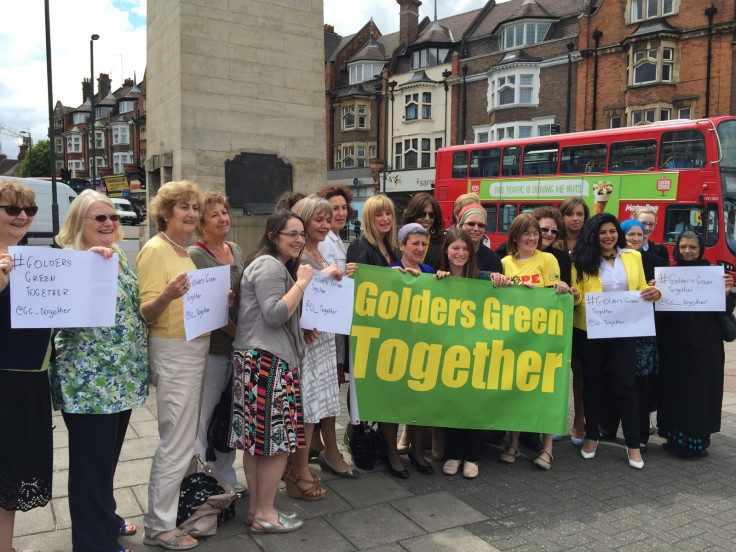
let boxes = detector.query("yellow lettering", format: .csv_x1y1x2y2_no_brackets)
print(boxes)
376,339,409,381
355,282,378,317
460,301,476,328
531,308,547,334
397,287,412,321
430,297,447,325
548,309,564,336
407,342,442,391
516,350,542,391
350,325,381,378
482,297,500,330
377,291,399,319
487,339,514,390
541,352,563,392
502,304,515,332
409,290,431,324
441,346,470,388
471,342,489,389
448,298,463,326
514,306,530,333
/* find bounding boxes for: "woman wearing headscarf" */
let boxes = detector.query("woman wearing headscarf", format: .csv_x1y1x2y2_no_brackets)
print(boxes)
656,231,734,457
456,204,507,286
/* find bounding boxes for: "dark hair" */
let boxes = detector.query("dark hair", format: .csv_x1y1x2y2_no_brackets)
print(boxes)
400,192,444,236
317,185,353,218
558,197,590,228
274,191,306,212
532,206,565,242
506,213,542,256
673,230,705,264
235,210,305,309
438,227,479,279
572,213,626,281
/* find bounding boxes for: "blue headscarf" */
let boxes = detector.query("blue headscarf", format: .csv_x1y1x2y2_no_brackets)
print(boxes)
620,219,646,251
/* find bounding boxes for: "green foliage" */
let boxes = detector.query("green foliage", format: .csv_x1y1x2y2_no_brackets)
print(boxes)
17,140,51,178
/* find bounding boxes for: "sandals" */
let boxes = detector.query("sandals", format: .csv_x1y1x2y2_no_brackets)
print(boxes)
499,445,521,463
120,520,137,536
141,528,197,550
283,470,326,501
534,450,554,470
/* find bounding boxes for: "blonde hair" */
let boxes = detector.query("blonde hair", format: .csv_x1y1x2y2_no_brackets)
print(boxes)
293,195,332,239
0,179,35,206
453,193,480,217
149,180,202,232
55,189,125,249
361,194,397,249
633,207,657,221
195,189,231,236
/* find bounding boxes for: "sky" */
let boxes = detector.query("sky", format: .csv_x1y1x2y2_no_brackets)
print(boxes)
0,0,491,161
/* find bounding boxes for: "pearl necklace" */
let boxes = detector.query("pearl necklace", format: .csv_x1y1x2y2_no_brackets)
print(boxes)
160,231,187,253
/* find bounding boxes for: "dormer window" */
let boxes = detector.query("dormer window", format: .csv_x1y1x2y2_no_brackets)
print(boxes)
349,62,385,84
500,21,551,50
411,47,450,70
119,100,134,114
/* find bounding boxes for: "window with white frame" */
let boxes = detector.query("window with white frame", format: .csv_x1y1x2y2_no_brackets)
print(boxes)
631,108,656,125
66,135,81,153
342,146,355,168
488,66,540,111
629,44,674,85
411,47,450,70
118,100,134,114
89,156,105,170
349,62,385,85
500,21,551,50
394,136,442,169
72,112,88,125
630,0,676,22
342,104,368,131
369,145,376,158
112,152,133,174
112,125,129,145
55,159,64,171
678,107,691,119
69,160,85,171
55,137,63,154
610,116,623,128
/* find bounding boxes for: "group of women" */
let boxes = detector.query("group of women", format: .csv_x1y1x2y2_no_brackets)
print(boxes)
1,176,732,551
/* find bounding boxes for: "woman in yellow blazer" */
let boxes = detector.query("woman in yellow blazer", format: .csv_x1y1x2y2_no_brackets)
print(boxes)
571,213,660,470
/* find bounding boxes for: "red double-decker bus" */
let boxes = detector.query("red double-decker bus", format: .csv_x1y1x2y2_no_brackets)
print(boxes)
435,117,736,269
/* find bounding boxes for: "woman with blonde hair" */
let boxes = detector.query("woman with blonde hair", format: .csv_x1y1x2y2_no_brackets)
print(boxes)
137,180,209,550
0,179,53,552
188,190,246,492
52,190,147,552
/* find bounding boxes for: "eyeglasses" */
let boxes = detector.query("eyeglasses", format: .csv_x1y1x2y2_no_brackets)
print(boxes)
521,232,540,239
419,211,436,218
0,205,39,216
86,214,121,223
463,221,486,228
640,222,656,228
540,227,560,235
279,231,307,240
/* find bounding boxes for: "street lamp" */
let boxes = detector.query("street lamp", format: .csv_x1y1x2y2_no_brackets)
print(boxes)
374,73,397,194
90,34,99,186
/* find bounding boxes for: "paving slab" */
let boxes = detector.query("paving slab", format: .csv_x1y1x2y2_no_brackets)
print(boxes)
391,490,487,532
401,526,499,551
326,503,425,549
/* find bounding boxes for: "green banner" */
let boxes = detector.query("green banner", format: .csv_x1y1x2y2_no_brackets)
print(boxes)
350,264,573,434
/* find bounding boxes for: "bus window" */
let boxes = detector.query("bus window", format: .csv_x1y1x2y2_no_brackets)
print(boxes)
659,129,706,169
452,151,469,179
609,139,657,172
499,203,517,233
469,148,501,178
501,146,521,177
560,143,607,174
663,205,704,244
717,119,736,169
482,203,498,233
522,143,558,176
724,198,736,256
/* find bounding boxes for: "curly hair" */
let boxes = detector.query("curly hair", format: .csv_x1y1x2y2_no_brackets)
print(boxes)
195,189,230,237
317,185,353,215
572,213,626,281
148,180,202,232
532,206,565,241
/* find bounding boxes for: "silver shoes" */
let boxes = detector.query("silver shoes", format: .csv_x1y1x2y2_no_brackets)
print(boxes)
249,513,304,534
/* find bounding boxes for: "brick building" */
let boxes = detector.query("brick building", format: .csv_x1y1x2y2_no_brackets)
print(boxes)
576,0,736,130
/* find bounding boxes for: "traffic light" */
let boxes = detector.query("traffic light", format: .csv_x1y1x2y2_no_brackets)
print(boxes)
60,168,71,184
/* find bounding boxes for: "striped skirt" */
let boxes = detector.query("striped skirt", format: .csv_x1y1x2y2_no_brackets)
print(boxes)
228,348,305,456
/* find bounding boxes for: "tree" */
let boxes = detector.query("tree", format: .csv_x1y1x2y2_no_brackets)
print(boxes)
17,140,51,178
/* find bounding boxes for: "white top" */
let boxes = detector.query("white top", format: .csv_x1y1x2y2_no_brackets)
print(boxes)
318,230,347,272
600,247,630,292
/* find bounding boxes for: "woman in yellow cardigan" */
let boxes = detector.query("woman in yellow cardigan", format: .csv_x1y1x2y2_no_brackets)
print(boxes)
571,213,661,469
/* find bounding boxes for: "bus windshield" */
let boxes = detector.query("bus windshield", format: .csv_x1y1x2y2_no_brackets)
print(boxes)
718,120,736,169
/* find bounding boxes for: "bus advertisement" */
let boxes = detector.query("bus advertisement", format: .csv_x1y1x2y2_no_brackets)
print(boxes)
434,117,736,269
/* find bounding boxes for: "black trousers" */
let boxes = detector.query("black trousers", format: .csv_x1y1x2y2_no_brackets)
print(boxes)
445,428,483,462
63,409,132,552
575,329,640,449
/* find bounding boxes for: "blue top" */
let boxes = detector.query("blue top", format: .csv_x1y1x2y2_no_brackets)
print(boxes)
388,259,436,274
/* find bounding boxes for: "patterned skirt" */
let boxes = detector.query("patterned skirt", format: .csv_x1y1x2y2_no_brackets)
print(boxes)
300,330,339,423
228,348,305,456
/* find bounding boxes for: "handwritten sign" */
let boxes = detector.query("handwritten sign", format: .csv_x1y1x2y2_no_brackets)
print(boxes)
300,271,355,334
654,266,725,311
9,246,117,328
585,291,655,339
184,265,230,341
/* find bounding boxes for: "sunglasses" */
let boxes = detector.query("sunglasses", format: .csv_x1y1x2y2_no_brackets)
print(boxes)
86,214,121,223
540,227,560,235
0,205,39,216
464,221,486,228
419,211,436,218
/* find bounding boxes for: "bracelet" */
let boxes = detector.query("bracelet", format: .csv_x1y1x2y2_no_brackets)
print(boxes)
294,282,305,294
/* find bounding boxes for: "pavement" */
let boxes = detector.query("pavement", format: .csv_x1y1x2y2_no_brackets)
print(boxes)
14,341,736,552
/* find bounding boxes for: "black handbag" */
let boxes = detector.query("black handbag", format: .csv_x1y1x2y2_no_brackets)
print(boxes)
718,311,736,342
206,378,234,462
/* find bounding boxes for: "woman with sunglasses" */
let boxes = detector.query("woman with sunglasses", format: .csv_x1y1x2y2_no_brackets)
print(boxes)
457,204,507,286
0,180,53,552
533,206,571,286
52,190,147,552
137,180,207,550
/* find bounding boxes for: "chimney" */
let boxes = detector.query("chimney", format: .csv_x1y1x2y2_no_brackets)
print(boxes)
397,0,422,46
82,78,93,103
18,143,29,163
324,24,335,33
124,78,134,87
97,73,112,99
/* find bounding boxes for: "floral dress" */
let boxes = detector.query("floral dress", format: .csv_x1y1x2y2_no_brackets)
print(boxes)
50,256,148,414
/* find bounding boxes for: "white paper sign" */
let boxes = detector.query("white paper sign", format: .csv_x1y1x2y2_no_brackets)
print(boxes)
9,246,117,328
184,265,230,341
654,266,725,312
585,291,655,339
300,271,355,335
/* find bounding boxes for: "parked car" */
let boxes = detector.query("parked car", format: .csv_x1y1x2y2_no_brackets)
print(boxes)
0,176,77,246
111,197,139,225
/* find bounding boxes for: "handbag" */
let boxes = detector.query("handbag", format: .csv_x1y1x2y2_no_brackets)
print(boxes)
177,455,236,537
718,311,736,342
206,377,234,462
